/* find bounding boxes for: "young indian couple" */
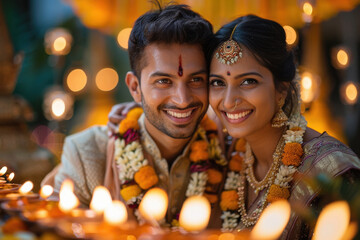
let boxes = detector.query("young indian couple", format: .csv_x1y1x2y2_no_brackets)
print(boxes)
42,2,360,239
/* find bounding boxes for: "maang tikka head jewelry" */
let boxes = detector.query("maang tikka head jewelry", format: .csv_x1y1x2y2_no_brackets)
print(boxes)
215,23,243,65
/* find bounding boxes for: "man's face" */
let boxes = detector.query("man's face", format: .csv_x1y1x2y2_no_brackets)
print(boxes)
138,43,208,139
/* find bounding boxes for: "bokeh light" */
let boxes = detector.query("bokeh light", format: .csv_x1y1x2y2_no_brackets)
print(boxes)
117,28,132,49
303,2,313,15
44,28,72,55
283,25,297,46
51,98,66,117
300,71,320,104
95,68,118,91
66,68,87,93
332,47,350,69
43,88,74,121
341,81,359,105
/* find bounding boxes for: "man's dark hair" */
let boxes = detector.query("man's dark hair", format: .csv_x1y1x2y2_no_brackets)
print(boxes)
128,3,213,78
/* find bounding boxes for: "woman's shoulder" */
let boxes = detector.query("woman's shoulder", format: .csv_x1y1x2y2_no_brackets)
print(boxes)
299,128,360,176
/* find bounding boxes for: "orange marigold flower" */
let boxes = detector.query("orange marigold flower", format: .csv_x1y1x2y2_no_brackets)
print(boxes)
201,118,218,131
134,165,159,190
207,168,223,184
235,138,246,152
120,185,142,202
266,184,290,203
220,190,238,211
282,153,302,166
201,114,209,124
126,107,143,120
191,140,208,152
229,154,243,172
203,193,218,204
189,150,209,162
283,142,303,157
119,118,140,135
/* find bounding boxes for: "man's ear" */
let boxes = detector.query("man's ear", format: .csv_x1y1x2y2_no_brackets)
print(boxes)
125,71,141,103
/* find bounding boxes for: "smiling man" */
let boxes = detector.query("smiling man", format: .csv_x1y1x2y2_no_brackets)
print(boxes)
43,3,225,227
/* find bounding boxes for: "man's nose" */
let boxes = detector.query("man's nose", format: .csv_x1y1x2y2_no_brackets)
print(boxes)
172,83,194,108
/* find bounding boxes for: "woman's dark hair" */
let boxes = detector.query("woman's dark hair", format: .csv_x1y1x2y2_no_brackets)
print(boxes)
128,3,213,79
207,15,298,116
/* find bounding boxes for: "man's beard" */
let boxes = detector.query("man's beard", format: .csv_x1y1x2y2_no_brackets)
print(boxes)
141,92,206,139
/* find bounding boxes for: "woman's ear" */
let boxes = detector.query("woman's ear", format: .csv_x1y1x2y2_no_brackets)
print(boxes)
125,71,141,103
276,82,290,102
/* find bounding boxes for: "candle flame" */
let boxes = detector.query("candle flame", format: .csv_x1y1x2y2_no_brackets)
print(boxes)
179,195,211,232
251,200,291,240
40,185,54,199
59,179,79,213
19,181,34,194
7,172,14,182
0,166,7,176
312,201,350,240
139,188,168,222
104,200,128,226
90,186,112,214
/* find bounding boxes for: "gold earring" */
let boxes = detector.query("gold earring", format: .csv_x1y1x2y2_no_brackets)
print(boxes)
271,97,288,128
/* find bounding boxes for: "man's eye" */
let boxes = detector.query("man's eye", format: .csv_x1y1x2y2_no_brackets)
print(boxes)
210,79,225,87
191,77,204,82
156,79,171,84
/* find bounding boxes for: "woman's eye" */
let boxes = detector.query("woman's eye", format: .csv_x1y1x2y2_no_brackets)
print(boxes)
191,77,203,82
241,78,258,85
210,79,225,87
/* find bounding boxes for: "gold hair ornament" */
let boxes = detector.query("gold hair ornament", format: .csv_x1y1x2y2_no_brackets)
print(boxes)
215,24,243,65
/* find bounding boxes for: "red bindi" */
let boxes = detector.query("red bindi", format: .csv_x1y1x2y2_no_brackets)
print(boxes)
178,55,183,77
227,71,231,76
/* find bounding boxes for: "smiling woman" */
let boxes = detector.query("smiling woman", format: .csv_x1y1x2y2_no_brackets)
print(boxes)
207,15,360,238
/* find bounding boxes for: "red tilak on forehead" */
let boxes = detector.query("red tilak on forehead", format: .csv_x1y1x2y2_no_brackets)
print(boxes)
227,71,231,76
178,55,183,77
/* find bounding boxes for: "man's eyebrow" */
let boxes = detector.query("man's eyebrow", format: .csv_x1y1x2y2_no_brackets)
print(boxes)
190,70,207,76
150,71,176,78
150,70,207,78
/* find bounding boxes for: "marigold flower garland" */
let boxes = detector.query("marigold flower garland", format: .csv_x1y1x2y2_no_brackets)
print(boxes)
220,110,307,230
114,108,227,225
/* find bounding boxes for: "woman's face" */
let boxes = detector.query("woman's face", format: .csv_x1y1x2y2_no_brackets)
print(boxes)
209,46,283,140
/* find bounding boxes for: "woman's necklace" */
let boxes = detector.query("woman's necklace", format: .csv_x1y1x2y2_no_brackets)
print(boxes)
238,137,285,227
220,112,307,231
244,138,284,194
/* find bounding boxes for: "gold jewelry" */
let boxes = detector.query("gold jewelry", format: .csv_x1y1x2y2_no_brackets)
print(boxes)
215,24,243,65
244,140,284,194
239,137,285,227
271,97,288,127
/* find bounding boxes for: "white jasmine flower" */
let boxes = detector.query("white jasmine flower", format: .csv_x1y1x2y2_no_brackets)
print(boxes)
224,171,241,190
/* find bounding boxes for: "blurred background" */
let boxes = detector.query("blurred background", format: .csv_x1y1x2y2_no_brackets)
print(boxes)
0,0,359,188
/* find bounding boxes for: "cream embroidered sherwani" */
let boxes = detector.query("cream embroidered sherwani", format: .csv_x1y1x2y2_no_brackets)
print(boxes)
44,114,222,227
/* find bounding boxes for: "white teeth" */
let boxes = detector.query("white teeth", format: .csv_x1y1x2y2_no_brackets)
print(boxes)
167,110,192,118
226,110,251,120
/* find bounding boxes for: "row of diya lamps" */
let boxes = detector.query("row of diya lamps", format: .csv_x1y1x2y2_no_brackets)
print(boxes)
0,165,356,240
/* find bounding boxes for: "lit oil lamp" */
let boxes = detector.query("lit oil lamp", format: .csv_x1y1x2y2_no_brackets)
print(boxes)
104,200,128,226
39,185,53,200
250,200,291,240
90,186,112,215
59,179,79,213
312,201,350,240
138,188,168,226
179,195,211,232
